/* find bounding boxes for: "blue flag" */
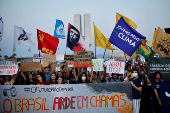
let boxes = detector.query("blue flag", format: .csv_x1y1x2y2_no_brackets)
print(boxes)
54,20,65,39
109,17,146,56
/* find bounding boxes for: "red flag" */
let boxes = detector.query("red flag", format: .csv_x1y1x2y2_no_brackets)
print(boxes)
67,23,86,52
37,29,59,55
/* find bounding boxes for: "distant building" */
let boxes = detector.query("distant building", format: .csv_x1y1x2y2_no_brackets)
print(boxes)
74,14,82,35
84,14,91,51
74,14,91,51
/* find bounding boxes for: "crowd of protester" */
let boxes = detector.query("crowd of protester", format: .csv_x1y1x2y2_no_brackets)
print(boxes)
0,60,163,113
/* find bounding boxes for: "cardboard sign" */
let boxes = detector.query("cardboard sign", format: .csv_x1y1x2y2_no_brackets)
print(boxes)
92,59,104,71
20,62,41,72
0,61,18,75
0,83,133,113
106,61,125,74
64,55,74,61
74,51,92,67
56,67,60,71
5,59,17,62
43,55,56,67
43,55,56,63
52,63,66,71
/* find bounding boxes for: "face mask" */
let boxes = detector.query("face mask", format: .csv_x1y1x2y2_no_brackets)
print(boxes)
81,77,86,80
132,73,138,78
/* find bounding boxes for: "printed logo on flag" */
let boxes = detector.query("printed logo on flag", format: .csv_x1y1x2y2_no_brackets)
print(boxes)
109,17,146,56
54,20,65,39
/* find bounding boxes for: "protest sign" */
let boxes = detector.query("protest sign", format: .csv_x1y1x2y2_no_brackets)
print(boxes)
148,57,170,80
5,59,17,62
160,81,170,113
64,55,74,61
43,55,56,67
92,59,104,71
20,62,41,72
106,61,125,74
33,54,43,63
74,51,92,67
0,61,18,75
56,67,60,71
0,82,132,113
52,63,66,71
67,61,74,67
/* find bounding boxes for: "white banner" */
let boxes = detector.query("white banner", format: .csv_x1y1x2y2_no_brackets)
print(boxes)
0,83,132,113
0,61,18,75
106,61,125,74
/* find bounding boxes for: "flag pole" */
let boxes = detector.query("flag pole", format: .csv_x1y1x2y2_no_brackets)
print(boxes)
124,52,127,62
111,50,113,58
103,42,109,59
65,47,67,55
39,51,41,63
93,22,96,59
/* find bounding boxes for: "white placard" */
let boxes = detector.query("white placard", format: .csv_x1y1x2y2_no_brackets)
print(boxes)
56,67,60,71
106,61,125,74
92,59,104,71
0,61,18,75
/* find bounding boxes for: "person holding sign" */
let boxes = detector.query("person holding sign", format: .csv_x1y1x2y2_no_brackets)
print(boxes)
130,69,142,113
110,73,121,82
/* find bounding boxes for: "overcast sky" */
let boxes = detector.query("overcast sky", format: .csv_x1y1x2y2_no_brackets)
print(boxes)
0,0,169,58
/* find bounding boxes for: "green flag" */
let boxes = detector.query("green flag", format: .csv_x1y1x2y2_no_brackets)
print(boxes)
136,45,155,59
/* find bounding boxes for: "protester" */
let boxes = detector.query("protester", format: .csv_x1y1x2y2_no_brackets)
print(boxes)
69,66,78,84
130,69,142,113
140,74,152,113
150,71,162,113
125,64,132,81
78,71,90,83
48,72,57,85
26,72,34,85
34,73,48,85
44,67,52,83
57,76,64,84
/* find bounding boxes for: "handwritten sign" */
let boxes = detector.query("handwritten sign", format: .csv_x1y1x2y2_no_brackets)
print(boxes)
0,61,18,75
43,55,56,67
68,61,74,67
64,55,74,61
106,61,125,74
20,62,41,72
74,51,92,67
92,59,104,71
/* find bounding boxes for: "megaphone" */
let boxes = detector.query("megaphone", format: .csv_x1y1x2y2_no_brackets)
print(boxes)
3,86,17,97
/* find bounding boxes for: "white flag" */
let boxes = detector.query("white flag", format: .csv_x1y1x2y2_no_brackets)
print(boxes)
0,15,3,42
14,25,35,46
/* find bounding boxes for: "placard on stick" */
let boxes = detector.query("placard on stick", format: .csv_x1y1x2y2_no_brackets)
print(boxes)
74,51,92,67
20,62,41,72
92,59,104,71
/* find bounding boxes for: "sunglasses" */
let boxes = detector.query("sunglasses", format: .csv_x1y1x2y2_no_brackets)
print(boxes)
37,76,41,78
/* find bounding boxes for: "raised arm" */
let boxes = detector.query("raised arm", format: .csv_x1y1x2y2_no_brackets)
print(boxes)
20,71,27,81
90,66,93,82
13,69,19,81
73,64,78,82
66,61,70,77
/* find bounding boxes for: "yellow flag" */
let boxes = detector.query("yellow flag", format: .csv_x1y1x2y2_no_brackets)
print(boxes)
94,24,115,50
152,28,157,48
153,27,170,58
124,52,137,58
116,13,137,30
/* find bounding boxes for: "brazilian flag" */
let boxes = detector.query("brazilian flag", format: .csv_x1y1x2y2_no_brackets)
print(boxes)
136,45,155,59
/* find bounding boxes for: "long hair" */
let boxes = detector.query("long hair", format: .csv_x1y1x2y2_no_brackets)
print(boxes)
36,73,45,82
56,76,64,84
50,72,57,82
3,75,11,82
150,71,162,83
80,72,88,82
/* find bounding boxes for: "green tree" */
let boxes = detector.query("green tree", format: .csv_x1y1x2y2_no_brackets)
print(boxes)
4,55,8,59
